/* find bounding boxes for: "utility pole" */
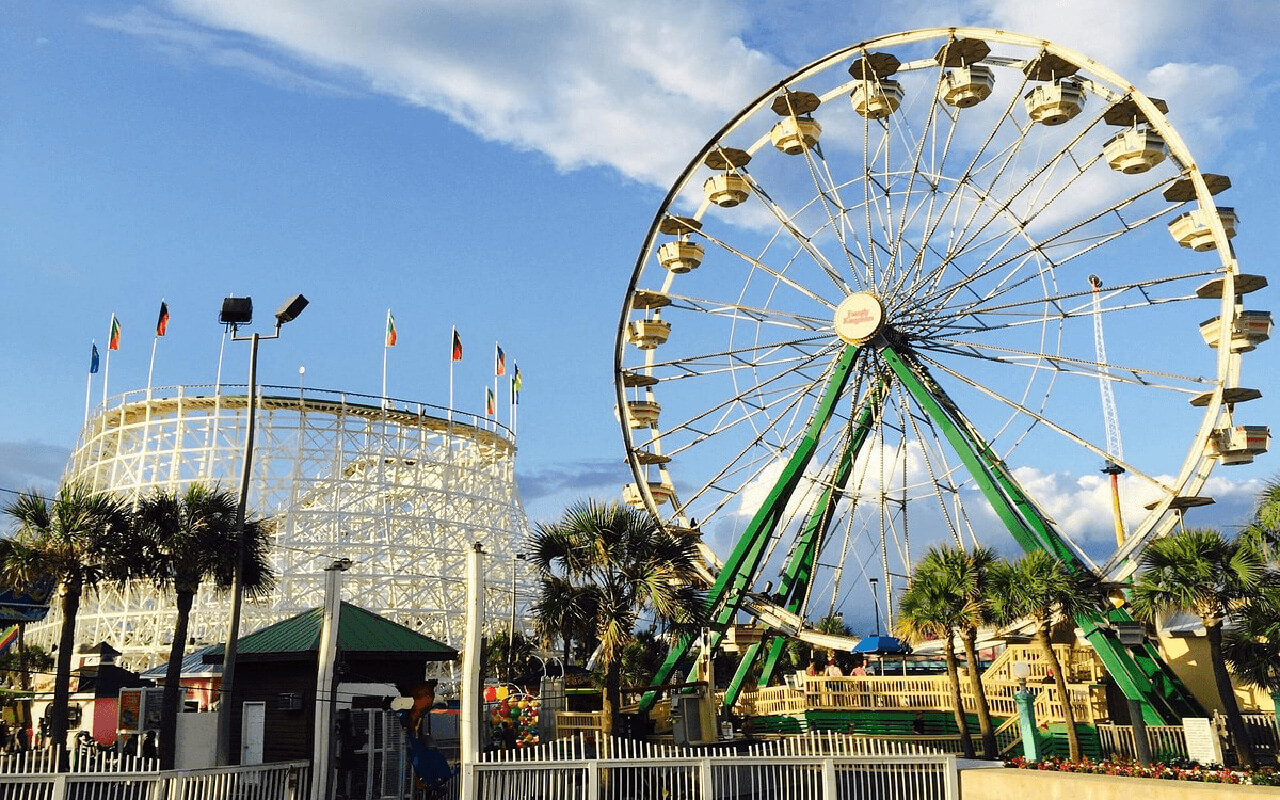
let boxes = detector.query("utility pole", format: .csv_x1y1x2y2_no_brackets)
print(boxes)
460,543,484,798
312,559,351,800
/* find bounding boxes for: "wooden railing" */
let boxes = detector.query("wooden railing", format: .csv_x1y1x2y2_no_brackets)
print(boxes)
555,711,606,739
737,666,1107,725
984,643,1106,684
994,714,1023,756
1097,723,1188,761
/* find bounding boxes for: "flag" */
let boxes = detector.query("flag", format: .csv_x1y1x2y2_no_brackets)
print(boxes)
0,625,17,658
108,315,121,351
485,387,495,416
495,344,506,377
386,312,397,347
90,344,100,374
452,329,463,361
511,364,522,404
155,302,170,337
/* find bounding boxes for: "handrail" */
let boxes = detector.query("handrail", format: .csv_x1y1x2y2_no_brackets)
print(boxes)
736,662,1108,725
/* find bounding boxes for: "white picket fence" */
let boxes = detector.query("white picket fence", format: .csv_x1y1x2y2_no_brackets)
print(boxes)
469,732,958,799
0,745,158,775
0,758,308,800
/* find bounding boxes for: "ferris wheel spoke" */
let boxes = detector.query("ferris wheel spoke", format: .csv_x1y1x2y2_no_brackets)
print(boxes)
649,376,826,464
744,172,861,295
919,185,1189,321
910,268,1217,327
665,293,834,332
914,350,1179,491
696,229,840,308
917,337,1213,400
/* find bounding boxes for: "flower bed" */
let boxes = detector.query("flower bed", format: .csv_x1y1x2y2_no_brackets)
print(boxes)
1008,756,1280,786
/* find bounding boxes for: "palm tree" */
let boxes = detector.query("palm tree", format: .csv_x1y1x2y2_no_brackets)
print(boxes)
1131,528,1264,769
527,500,704,736
1223,582,1280,699
897,572,975,758
132,484,276,770
988,550,1091,762
913,545,999,758
1,482,131,768
530,573,599,666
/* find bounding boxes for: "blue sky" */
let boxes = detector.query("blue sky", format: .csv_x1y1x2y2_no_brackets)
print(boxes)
3,0,1279,567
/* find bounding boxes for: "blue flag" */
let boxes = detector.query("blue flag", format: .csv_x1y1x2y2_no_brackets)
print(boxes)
90,343,100,374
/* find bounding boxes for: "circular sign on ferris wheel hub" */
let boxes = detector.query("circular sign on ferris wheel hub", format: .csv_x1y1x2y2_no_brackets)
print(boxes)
834,293,885,345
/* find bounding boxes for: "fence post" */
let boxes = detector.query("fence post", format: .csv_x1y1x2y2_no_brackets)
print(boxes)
943,754,960,800
50,773,68,800
699,756,714,800
821,758,837,799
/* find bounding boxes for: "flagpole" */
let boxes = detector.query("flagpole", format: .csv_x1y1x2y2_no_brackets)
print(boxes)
504,373,514,437
147,337,158,400
84,342,96,424
215,328,227,393
102,314,114,408
493,342,499,433
382,316,389,406
147,299,166,400
448,326,456,424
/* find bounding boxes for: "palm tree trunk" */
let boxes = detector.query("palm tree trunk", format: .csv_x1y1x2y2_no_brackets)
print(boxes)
962,628,996,758
1206,621,1255,768
17,622,29,691
159,589,195,770
603,655,621,738
943,636,975,758
1035,624,1079,761
51,582,82,771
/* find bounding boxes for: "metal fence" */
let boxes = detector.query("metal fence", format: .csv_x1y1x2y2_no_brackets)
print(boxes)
467,732,958,800
1098,714,1279,764
0,759,308,800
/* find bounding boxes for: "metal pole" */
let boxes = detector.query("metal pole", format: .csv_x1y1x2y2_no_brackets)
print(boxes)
216,330,260,766
313,560,350,800
869,577,881,637
507,554,524,682
460,543,484,799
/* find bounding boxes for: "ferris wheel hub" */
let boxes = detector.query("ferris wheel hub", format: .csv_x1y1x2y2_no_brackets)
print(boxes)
834,292,886,345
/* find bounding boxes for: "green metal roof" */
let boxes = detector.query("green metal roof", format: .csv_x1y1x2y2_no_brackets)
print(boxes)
216,602,456,662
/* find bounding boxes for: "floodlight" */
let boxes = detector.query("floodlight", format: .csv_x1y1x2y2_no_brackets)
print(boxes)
275,294,309,324
220,297,253,325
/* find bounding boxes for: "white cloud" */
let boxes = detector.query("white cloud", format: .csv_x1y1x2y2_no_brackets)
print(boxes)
91,2,1270,190
110,0,788,184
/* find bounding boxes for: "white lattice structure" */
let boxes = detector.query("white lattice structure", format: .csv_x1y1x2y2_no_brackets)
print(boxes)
37,384,532,669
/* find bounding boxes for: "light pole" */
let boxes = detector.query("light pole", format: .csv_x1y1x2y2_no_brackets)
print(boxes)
869,577,882,637
215,293,308,766
507,554,525,682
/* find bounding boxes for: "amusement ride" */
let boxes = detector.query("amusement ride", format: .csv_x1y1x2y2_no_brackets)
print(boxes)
614,28,1271,722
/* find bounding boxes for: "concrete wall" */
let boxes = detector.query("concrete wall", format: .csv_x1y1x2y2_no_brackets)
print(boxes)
175,712,218,770
961,767,1280,800
1157,635,1276,715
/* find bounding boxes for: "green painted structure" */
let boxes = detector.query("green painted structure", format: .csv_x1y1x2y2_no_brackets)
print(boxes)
644,335,1204,725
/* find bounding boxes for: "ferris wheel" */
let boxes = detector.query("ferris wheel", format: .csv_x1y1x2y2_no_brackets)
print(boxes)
615,28,1270,687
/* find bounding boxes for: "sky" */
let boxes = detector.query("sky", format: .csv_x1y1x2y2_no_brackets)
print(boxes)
3,2,1280,625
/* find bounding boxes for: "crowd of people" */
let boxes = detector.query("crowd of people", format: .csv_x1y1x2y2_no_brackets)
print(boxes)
805,651,868,677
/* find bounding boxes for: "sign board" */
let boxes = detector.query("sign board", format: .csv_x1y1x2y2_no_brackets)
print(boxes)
118,687,166,734
1181,717,1224,765
0,577,55,623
